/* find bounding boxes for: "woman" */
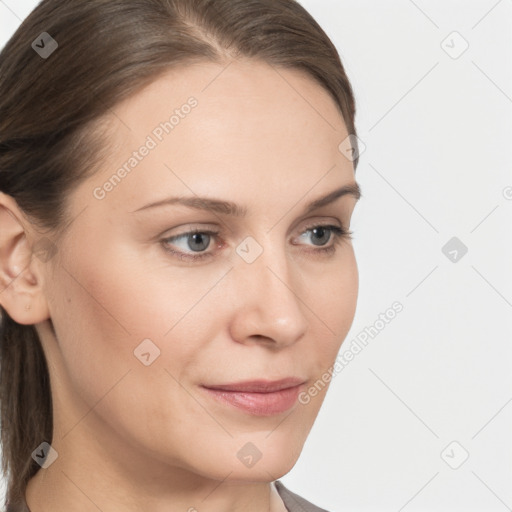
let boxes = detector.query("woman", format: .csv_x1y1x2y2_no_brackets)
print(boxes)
0,0,361,510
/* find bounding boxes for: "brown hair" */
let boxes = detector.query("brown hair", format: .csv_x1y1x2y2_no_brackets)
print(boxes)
0,0,358,507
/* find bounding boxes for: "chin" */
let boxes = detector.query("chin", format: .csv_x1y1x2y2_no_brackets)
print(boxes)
179,430,306,483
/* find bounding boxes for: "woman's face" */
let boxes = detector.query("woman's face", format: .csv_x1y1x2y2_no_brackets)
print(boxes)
38,59,360,485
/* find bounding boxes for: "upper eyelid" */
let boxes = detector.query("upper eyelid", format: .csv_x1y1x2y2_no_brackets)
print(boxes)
162,222,348,248
162,215,348,237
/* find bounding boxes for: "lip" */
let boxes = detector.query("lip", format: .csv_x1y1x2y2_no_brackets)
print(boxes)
203,377,306,393
201,377,306,416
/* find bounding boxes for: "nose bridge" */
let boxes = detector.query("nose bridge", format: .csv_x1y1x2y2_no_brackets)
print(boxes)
229,233,308,345
241,232,296,296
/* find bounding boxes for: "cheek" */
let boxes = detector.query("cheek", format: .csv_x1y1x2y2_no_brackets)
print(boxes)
48,251,207,451
308,246,358,345
291,252,358,420
48,237,225,407
46,241,157,407
337,251,359,331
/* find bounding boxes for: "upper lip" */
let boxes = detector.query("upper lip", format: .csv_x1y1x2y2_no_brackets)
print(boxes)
202,377,306,393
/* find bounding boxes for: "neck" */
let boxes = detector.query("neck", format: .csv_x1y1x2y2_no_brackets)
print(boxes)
25,460,286,512
24,413,287,512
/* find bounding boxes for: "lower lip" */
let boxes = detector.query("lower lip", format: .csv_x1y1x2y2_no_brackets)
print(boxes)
201,385,303,416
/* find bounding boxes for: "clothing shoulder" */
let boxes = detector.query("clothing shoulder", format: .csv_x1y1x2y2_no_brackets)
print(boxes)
274,480,331,512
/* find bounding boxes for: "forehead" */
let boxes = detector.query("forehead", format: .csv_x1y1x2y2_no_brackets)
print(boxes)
113,58,345,122
83,59,354,214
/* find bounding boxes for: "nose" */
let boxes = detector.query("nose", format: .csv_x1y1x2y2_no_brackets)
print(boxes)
228,240,309,349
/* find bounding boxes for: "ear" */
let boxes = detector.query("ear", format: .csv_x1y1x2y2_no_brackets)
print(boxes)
0,192,51,325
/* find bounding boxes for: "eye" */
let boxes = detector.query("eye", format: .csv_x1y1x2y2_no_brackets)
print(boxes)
160,224,353,262
161,229,219,262
293,223,353,257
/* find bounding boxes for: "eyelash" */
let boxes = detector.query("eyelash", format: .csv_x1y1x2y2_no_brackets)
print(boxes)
160,224,353,262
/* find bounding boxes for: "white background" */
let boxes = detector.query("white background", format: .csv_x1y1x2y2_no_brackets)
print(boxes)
1,1,511,511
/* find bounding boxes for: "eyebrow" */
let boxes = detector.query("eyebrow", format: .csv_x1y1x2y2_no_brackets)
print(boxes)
131,182,361,217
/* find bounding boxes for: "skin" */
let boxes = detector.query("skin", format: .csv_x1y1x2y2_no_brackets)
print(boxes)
0,58,360,512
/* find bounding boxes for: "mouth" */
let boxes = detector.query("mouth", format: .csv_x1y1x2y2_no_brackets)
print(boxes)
201,377,307,416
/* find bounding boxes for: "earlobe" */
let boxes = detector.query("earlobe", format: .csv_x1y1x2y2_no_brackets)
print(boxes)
0,192,50,325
